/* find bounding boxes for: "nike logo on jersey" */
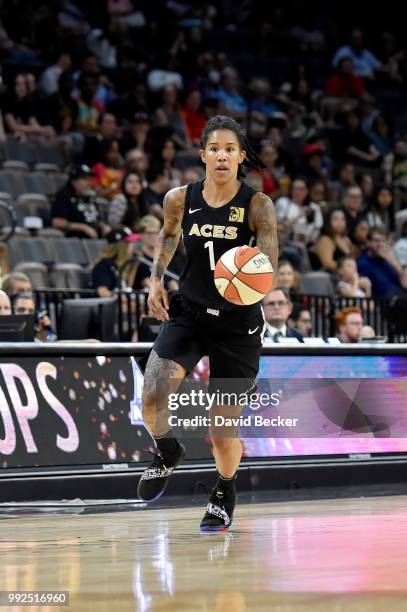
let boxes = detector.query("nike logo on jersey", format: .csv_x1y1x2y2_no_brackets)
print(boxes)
189,223,237,239
189,208,202,214
248,326,259,334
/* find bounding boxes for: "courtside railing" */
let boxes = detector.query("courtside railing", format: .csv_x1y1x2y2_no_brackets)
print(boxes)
33,289,401,342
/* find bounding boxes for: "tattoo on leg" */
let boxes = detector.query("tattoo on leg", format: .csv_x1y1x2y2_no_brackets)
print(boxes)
142,350,185,436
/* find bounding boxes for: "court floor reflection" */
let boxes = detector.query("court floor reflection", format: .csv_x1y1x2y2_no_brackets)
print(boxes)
0,495,407,611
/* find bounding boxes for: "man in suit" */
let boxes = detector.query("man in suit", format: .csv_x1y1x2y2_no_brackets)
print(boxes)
263,287,304,342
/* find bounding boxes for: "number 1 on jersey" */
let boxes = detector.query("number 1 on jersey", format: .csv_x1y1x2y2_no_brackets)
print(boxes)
204,240,215,271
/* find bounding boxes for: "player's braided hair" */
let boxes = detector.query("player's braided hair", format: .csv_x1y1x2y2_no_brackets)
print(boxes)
201,115,267,178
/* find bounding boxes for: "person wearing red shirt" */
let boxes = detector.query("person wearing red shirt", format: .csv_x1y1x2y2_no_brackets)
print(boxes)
325,57,366,99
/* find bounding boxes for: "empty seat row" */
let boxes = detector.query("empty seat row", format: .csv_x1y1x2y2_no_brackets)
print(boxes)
0,170,68,199
7,237,107,270
0,139,69,168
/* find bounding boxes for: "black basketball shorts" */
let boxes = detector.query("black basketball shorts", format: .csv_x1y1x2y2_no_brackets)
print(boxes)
153,293,265,395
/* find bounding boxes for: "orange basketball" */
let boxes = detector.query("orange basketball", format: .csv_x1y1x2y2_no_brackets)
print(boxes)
214,245,274,306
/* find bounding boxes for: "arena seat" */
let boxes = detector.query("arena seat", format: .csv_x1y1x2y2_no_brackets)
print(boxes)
51,238,89,266
82,239,107,264
5,139,38,166
299,271,335,297
13,261,49,288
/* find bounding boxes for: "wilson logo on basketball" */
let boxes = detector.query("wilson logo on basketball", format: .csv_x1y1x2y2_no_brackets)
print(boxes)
228,206,244,222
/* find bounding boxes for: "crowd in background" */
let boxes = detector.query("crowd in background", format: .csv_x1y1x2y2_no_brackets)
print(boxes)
1,1,407,341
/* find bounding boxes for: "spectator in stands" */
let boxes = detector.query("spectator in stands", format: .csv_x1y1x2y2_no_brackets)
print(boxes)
249,78,279,118
52,164,110,239
336,256,371,297
39,52,72,96
12,293,55,341
357,228,401,297
92,227,140,297
1,73,55,140
108,172,147,229
248,140,279,197
75,72,104,134
301,143,328,183
107,83,149,124
394,221,407,267
81,112,119,167
312,207,354,272
350,219,370,261
332,29,382,79
182,89,207,146
341,185,366,236
1,272,32,297
150,138,182,189
143,165,171,221
262,287,304,342
289,304,313,338
335,306,364,343
120,112,151,156
277,260,300,297
215,67,248,120
154,84,190,149
91,138,125,199
324,57,366,99
337,111,381,167
276,177,323,245
367,115,393,157
359,173,375,207
132,215,162,290
310,181,329,212
73,54,114,108
329,162,357,200
0,289,11,315
40,71,79,144
366,187,394,233
133,215,180,292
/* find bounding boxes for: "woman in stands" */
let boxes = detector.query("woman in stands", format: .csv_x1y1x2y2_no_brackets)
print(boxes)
150,138,182,189
92,227,140,297
108,172,148,230
312,207,354,273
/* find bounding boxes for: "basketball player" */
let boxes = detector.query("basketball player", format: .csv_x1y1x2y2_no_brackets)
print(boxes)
137,115,278,530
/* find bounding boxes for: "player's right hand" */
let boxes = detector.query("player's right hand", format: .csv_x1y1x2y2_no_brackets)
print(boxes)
148,278,169,321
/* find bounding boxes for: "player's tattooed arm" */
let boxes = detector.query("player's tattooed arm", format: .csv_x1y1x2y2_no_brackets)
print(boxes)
149,187,185,321
249,192,279,283
151,187,186,280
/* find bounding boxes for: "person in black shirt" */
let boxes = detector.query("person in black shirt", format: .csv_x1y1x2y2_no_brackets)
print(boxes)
143,164,171,221
51,164,110,238
137,115,278,532
40,71,79,135
92,226,141,297
1,73,54,140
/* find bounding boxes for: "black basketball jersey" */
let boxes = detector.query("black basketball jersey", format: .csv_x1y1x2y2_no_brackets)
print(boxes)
179,179,258,311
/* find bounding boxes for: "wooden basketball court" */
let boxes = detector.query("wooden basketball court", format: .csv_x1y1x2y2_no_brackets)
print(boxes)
1,494,406,611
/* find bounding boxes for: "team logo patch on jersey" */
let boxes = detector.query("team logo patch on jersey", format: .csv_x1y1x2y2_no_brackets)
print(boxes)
229,206,244,223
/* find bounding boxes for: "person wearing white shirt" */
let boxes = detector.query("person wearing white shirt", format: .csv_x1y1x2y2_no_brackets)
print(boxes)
276,177,323,245
39,53,71,96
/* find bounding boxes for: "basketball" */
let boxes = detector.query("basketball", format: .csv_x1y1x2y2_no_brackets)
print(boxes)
214,245,274,306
